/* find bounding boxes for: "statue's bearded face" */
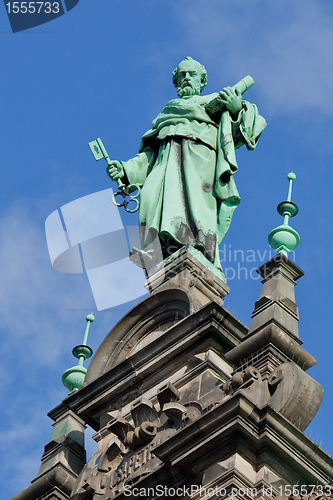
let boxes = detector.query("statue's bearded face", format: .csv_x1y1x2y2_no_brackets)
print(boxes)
176,62,203,98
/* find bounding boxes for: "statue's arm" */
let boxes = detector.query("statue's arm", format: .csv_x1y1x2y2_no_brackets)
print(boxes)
107,147,157,187
231,100,267,150
218,87,243,120
204,88,242,122
205,86,266,148
214,99,266,201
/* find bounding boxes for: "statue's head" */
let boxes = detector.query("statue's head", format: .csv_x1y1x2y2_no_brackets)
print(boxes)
173,57,207,98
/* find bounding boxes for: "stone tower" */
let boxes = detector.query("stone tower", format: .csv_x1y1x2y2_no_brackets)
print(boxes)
13,246,333,500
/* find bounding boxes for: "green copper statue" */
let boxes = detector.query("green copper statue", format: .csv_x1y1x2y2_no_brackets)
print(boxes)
107,57,266,271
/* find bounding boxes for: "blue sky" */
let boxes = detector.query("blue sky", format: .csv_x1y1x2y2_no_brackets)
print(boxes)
2,1,333,497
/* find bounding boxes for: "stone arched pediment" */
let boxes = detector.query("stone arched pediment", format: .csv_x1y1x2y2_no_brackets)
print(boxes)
85,289,190,384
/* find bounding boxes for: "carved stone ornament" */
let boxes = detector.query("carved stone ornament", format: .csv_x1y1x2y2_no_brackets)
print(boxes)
70,387,205,499
69,352,325,500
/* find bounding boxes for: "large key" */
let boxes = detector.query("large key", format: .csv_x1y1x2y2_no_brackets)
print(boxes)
88,137,141,213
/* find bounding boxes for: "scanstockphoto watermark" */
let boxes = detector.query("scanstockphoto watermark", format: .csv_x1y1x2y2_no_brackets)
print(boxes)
124,485,275,497
219,244,295,281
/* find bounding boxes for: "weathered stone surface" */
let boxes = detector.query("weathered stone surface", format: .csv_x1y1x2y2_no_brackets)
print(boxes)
85,288,191,383
226,255,316,371
223,256,323,431
267,362,324,430
249,254,304,338
57,298,245,432
13,410,86,500
145,246,229,313
14,254,333,500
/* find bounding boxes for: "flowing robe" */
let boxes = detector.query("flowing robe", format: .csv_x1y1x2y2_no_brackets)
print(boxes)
121,93,266,270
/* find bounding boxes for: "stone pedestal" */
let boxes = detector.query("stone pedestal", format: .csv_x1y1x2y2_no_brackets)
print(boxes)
145,246,229,312
13,253,333,500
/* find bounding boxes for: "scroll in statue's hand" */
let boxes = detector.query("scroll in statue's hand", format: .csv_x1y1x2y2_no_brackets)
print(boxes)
219,87,242,117
107,161,125,182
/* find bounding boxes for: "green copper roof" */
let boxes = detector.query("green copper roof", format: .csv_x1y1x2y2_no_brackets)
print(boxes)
268,172,300,256
62,313,94,394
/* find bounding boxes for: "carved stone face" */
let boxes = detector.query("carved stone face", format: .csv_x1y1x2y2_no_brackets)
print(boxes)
176,60,203,98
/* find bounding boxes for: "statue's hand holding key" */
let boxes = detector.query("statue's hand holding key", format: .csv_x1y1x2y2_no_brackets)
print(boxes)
107,161,125,182
89,138,141,213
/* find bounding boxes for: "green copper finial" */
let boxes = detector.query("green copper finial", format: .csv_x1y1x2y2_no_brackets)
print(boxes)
287,171,296,201
268,172,300,256
62,313,95,394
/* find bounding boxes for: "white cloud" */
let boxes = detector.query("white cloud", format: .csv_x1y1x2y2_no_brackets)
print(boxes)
173,0,333,116
0,201,94,496
0,199,146,497
0,202,93,368
0,393,60,496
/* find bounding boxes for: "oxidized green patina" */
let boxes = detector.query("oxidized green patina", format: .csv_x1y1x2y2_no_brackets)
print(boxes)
107,57,266,270
268,172,300,256
62,313,94,394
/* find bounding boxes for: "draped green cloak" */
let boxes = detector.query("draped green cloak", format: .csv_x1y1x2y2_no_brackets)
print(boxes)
121,93,266,270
